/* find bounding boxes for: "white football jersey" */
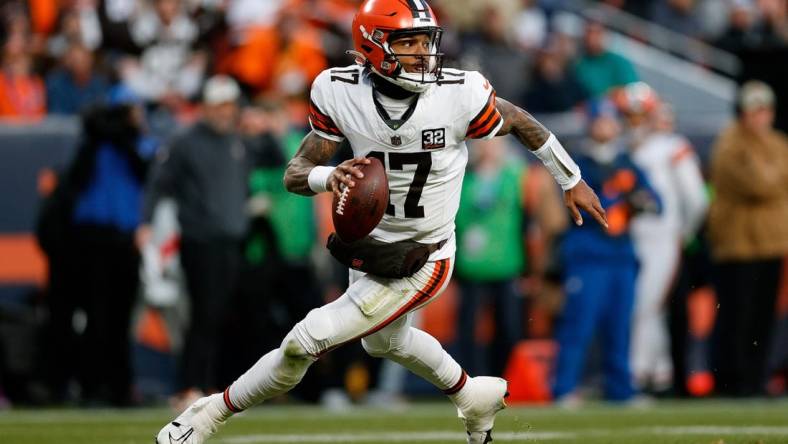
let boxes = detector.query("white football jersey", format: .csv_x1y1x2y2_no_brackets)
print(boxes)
631,133,708,241
309,65,503,256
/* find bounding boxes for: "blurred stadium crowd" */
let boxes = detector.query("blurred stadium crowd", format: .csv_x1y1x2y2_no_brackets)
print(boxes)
0,0,786,412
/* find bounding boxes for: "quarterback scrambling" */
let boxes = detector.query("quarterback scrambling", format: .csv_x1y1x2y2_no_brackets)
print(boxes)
156,1,606,443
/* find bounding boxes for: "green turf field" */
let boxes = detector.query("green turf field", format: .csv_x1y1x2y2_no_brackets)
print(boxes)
0,399,787,443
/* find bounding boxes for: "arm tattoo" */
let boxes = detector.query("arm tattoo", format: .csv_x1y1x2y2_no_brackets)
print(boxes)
283,131,340,195
495,97,550,150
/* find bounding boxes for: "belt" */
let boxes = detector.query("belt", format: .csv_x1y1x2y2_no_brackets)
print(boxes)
427,238,448,254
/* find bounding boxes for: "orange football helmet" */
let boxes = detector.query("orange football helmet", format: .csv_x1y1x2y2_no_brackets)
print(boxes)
611,82,660,116
350,0,444,92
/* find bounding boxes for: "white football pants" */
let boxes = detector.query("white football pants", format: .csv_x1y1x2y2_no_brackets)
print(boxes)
631,237,680,390
224,257,465,411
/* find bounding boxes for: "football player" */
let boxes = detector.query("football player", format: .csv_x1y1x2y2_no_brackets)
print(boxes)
156,1,606,443
613,83,708,393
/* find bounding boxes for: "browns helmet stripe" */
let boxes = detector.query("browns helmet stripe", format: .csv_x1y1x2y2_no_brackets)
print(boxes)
405,0,432,20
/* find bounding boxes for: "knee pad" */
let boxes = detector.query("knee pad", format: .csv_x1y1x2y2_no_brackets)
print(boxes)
280,333,311,361
289,308,336,357
273,332,314,388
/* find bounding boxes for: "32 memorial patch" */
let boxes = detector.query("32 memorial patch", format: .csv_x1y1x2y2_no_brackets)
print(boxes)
422,128,445,149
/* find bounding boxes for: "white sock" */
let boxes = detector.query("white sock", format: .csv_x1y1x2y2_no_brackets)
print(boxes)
225,341,315,411
206,394,233,423
448,377,475,412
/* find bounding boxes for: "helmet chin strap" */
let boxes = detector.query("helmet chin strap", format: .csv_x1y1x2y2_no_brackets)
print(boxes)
382,70,434,93
370,71,416,99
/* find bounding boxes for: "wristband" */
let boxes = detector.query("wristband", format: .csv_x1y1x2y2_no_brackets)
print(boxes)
532,133,582,190
307,166,334,193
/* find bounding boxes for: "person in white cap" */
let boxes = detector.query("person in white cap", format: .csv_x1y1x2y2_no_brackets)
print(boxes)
139,74,250,408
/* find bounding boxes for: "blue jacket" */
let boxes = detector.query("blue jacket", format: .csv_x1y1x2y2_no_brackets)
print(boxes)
70,104,157,234
560,149,661,264
46,70,109,115
72,142,152,233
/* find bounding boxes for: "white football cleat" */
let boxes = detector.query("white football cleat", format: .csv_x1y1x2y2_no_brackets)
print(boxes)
457,377,508,444
156,394,224,444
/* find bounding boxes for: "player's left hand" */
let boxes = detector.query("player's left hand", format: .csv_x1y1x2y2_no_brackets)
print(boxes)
564,180,608,229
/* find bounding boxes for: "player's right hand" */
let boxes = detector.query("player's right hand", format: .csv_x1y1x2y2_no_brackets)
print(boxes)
564,179,608,229
328,157,371,198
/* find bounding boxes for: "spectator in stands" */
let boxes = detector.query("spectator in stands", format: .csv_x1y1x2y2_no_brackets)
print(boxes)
522,43,589,113
96,0,141,55
139,75,250,409
308,0,358,68
46,3,102,59
455,137,567,377
758,0,788,45
269,7,328,97
0,27,46,120
552,99,660,405
650,0,703,38
608,0,652,18
220,1,329,97
46,43,109,114
708,80,788,396
573,21,638,98
714,0,787,54
714,0,759,53
550,11,583,63
59,85,155,406
513,0,547,51
461,5,530,102
120,0,205,105
218,0,285,93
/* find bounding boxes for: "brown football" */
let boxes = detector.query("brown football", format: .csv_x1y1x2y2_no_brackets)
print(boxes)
332,157,389,243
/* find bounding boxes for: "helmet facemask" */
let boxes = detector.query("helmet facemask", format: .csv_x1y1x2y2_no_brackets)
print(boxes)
355,25,444,93
385,27,444,92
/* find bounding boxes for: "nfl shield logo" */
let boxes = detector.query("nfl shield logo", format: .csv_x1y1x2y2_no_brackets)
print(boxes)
391,135,402,146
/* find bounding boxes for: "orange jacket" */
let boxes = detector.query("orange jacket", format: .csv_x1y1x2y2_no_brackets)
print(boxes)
0,71,46,120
